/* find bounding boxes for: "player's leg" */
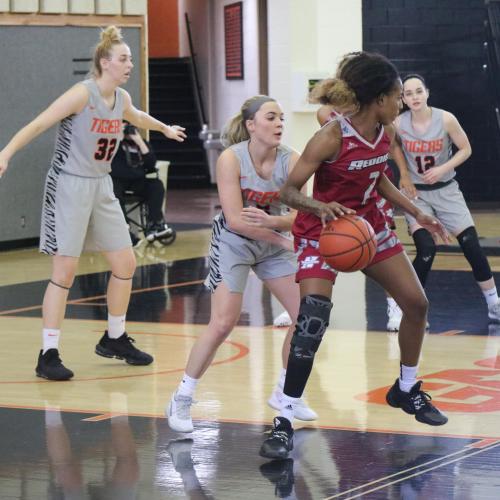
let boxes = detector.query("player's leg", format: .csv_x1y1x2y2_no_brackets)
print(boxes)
364,252,447,426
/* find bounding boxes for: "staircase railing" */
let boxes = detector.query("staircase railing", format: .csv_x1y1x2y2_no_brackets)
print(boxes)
184,12,208,126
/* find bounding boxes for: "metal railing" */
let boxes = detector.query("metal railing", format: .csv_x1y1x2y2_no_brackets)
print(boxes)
484,1,500,139
185,12,208,126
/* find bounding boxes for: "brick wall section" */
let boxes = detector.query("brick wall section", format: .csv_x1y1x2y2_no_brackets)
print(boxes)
363,0,500,203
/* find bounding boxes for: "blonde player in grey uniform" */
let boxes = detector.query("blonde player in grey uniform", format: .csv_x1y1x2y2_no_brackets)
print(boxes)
166,96,317,433
387,74,500,330
0,26,186,380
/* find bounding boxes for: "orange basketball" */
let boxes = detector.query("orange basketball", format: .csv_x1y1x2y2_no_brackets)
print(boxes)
319,215,377,272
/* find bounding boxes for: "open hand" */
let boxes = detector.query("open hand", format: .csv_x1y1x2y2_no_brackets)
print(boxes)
317,202,356,227
164,125,187,142
415,212,450,244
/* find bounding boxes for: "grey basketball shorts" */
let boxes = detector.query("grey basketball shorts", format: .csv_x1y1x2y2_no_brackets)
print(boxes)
40,168,131,257
405,180,474,236
204,226,297,293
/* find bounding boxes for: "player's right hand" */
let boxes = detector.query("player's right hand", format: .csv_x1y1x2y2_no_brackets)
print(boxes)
317,202,355,227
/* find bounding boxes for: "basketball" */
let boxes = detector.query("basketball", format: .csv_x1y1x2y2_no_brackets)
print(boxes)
319,215,377,272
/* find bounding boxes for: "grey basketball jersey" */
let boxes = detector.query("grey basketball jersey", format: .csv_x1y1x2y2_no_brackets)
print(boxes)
51,79,124,177
396,108,453,184
229,140,293,218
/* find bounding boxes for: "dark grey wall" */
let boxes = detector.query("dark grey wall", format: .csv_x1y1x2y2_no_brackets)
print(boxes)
0,26,141,244
363,0,500,203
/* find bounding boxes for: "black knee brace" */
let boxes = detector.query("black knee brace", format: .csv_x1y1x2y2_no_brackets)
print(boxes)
457,226,492,282
283,294,333,397
412,228,436,287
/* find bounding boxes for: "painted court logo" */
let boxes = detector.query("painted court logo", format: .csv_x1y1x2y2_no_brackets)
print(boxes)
358,355,500,412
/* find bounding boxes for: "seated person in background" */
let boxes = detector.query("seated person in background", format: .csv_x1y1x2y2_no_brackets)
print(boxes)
111,122,173,243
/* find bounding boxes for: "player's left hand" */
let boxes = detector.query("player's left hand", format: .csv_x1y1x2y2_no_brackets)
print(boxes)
241,206,272,228
422,165,446,184
415,212,450,244
164,125,187,142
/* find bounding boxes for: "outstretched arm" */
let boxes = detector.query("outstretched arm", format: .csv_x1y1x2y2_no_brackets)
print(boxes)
0,84,89,176
122,91,187,142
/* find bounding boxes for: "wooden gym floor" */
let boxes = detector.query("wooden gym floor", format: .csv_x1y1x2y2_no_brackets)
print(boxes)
0,188,499,499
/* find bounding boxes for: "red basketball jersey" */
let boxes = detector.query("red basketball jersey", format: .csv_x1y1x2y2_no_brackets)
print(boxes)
294,112,391,241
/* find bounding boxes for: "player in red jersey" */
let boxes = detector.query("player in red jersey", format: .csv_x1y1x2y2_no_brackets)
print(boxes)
260,52,450,460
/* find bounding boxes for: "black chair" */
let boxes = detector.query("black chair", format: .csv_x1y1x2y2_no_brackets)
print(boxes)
121,161,176,246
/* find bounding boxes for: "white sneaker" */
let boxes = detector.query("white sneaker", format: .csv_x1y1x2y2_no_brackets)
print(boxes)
273,311,293,327
387,303,403,332
166,392,194,433
488,301,500,322
267,388,318,421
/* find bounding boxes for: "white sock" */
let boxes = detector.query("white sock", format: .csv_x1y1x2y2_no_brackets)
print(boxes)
387,297,397,308
280,393,299,422
42,328,60,353
108,314,126,339
277,368,287,390
482,286,499,308
399,363,418,392
177,373,199,398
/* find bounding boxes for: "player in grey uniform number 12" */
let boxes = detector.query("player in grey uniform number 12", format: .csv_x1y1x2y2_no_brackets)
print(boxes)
0,26,186,380
387,74,500,330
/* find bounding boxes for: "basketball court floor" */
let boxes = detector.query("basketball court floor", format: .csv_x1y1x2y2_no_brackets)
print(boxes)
0,188,499,499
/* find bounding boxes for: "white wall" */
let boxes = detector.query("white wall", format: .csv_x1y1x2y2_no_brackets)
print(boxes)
179,0,260,131
268,0,362,152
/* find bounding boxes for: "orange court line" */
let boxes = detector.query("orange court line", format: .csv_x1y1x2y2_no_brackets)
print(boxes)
437,330,465,336
0,335,249,384
0,402,499,442
466,438,500,448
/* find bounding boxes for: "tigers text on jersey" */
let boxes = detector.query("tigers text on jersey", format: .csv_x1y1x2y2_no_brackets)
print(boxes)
293,111,391,241
396,107,453,185
50,79,125,178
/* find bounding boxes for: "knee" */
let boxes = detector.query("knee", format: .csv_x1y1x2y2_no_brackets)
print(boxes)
413,228,436,258
52,265,77,288
290,294,332,361
403,293,429,321
112,250,136,277
210,316,238,343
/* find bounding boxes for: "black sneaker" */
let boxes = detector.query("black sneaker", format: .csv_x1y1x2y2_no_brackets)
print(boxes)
36,349,74,381
260,458,295,498
259,417,294,459
95,331,153,365
386,379,448,426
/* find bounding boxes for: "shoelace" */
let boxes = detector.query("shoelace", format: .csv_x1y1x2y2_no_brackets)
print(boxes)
174,396,195,419
410,390,432,411
269,429,291,444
